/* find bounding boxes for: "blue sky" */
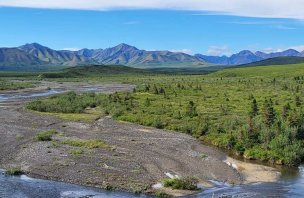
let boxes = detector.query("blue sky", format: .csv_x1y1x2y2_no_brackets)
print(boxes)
0,6,304,55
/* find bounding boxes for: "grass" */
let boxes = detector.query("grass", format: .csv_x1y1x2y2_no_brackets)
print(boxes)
162,177,199,190
35,107,103,123
36,130,57,141
69,149,85,157
62,139,109,149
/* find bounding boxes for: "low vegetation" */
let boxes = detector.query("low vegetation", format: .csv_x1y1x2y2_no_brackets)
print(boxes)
36,130,57,141
155,191,172,198
27,92,102,113
162,177,199,190
62,139,109,149
26,63,304,166
69,149,85,157
0,80,34,90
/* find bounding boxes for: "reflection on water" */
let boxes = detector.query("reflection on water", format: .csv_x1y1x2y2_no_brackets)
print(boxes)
0,170,149,198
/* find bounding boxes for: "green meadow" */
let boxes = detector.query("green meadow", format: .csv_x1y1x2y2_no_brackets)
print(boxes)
27,63,304,166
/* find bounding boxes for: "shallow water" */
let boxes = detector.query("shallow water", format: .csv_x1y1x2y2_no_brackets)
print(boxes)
0,87,105,102
193,165,304,198
0,170,149,198
1,167,303,198
0,89,63,102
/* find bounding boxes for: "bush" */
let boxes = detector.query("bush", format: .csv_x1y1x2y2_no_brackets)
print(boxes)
162,177,199,190
6,168,23,176
152,117,165,129
27,92,103,113
36,130,57,141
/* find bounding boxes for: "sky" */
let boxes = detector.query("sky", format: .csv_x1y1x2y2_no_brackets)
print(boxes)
0,0,304,56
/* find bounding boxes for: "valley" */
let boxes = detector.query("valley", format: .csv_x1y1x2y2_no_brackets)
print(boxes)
1,62,304,197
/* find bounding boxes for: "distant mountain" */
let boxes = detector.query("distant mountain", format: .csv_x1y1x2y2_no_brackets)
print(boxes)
19,43,94,66
78,43,206,68
196,49,304,65
0,47,48,70
237,56,304,67
0,43,207,70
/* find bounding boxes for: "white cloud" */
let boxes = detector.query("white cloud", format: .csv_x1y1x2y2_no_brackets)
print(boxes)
171,49,193,54
273,25,296,30
207,45,231,56
291,45,304,52
261,45,304,53
1,0,304,19
62,48,81,51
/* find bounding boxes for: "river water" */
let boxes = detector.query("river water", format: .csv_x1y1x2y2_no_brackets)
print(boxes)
0,89,304,197
0,170,150,198
1,167,303,198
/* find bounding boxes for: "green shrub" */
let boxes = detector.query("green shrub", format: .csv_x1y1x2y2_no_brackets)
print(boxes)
36,130,57,141
6,168,23,176
27,92,103,113
162,177,199,190
152,117,165,129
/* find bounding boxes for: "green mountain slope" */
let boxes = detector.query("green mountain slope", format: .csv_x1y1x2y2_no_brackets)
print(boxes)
211,63,304,78
0,48,49,70
20,43,95,66
237,56,304,67
41,65,152,78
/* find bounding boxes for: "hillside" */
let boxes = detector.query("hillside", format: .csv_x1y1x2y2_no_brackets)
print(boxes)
41,65,152,78
0,48,47,70
210,63,304,78
237,56,304,67
19,43,95,66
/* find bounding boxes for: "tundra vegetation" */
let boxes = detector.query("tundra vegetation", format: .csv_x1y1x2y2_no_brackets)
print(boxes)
27,63,304,166
36,130,58,141
0,79,34,90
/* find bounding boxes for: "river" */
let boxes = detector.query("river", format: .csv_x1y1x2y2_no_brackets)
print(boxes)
1,166,304,198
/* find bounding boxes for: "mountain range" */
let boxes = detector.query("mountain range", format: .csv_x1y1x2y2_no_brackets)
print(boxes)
195,49,304,65
0,43,304,71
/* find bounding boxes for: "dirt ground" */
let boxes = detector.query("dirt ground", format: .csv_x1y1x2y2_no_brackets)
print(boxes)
0,81,276,194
